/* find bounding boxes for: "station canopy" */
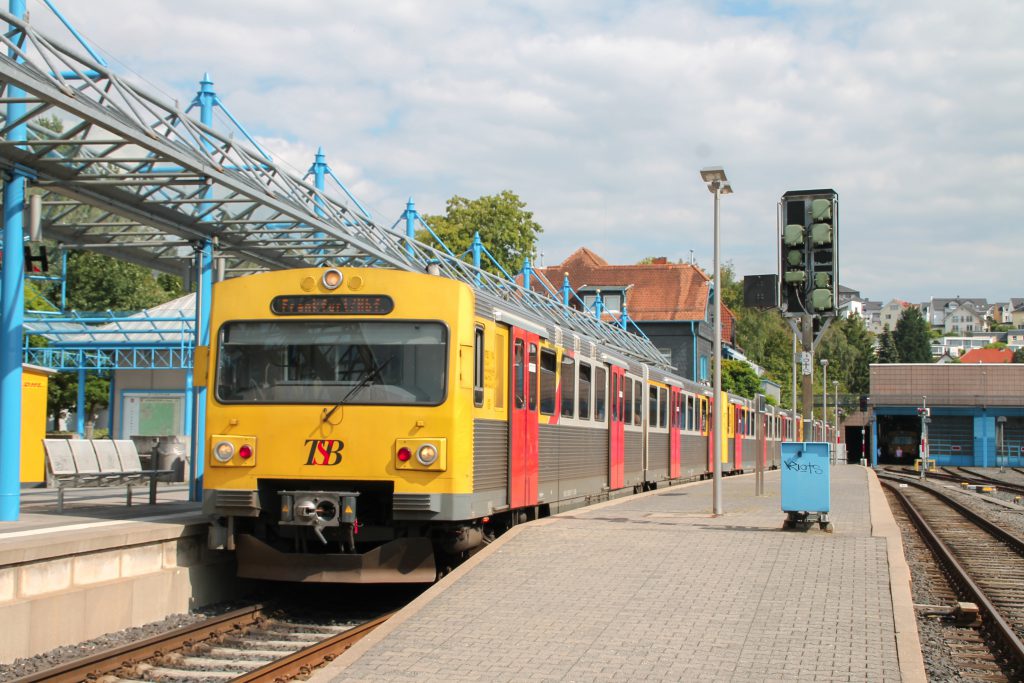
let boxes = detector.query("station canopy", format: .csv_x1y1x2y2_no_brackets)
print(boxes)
0,9,670,370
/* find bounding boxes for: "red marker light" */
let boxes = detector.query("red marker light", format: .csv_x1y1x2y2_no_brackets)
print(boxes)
397,447,412,462
238,444,253,460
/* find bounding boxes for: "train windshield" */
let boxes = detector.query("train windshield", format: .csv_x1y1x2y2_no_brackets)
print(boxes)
215,320,447,405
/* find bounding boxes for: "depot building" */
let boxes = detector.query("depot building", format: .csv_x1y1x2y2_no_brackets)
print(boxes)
867,363,1024,467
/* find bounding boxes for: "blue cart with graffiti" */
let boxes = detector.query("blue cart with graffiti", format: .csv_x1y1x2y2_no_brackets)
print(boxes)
781,442,833,532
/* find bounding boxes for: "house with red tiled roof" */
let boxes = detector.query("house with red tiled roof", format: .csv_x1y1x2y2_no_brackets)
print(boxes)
532,248,735,381
958,348,1014,364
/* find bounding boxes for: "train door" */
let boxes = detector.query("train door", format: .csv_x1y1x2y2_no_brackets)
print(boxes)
705,396,714,474
669,387,681,479
609,365,625,490
509,328,539,508
734,405,744,471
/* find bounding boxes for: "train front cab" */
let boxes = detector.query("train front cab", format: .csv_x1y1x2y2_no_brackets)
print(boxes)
201,267,481,583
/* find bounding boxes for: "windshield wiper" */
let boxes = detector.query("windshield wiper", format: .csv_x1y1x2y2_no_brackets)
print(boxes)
321,356,393,423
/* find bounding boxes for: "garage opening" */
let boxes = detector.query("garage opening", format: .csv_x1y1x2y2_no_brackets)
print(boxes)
876,415,921,464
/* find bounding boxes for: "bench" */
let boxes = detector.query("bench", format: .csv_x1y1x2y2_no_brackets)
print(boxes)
42,438,175,513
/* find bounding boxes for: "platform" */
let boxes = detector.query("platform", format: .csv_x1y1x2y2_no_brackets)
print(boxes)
312,466,924,682
0,484,234,663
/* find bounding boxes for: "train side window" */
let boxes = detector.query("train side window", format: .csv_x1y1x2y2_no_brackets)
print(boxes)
648,386,658,428
473,326,484,407
529,343,539,411
513,339,525,409
560,355,576,418
539,348,557,415
578,362,591,420
624,377,633,424
633,380,643,426
594,366,607,421
658,387,668,428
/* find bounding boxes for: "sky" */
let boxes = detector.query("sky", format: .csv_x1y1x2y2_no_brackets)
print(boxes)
27,0,1024,305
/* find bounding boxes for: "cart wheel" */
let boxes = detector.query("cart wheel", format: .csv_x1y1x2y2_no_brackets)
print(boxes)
821,522,834,533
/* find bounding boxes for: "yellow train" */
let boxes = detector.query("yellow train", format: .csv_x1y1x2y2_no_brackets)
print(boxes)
199,267,794,583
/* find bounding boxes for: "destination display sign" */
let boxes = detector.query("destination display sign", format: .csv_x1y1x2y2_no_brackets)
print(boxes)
270,294,394,316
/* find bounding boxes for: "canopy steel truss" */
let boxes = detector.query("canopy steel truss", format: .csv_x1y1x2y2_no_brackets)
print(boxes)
0,9,670,370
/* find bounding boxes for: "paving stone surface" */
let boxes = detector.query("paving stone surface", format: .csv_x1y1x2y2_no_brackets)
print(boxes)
324,466,901,682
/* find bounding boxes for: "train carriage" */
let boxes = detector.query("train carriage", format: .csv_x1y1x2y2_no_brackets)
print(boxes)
200,267,788,583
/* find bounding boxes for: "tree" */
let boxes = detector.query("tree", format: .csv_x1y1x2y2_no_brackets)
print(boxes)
734,307,794,407
1013,348,1024,363
876,326,900,363
64,251,174,311
419,191,543,276
721,359,760,399
893,306,933,363
818,314,874,395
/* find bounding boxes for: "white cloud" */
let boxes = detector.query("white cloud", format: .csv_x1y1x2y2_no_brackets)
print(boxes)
26,0,1024,303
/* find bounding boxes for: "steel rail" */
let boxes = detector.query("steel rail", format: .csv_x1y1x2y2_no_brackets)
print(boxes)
9,603,268,683
232,612,392,682
879,475,1024,671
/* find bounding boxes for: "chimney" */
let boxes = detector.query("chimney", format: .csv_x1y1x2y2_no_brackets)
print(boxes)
652,257,668,265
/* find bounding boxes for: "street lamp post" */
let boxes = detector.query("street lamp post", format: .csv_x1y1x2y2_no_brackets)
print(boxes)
833,380,840,464
820,358,828,444
700,166,732,516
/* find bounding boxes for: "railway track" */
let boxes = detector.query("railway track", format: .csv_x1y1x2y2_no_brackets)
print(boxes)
880,475,1024,680
881,465,1024,499
10,603,389,683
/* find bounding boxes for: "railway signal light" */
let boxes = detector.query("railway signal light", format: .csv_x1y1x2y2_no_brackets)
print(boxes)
778,189,838,316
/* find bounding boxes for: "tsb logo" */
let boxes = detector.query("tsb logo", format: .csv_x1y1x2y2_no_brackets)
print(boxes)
305,439,344,466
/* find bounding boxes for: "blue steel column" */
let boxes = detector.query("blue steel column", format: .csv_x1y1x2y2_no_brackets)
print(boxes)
562,274,571,308
76,368,86,435
188,75,217,501
522,257,532,291
312,147,327,215
0,0,27,520
405,198,416,258
871,417,878,468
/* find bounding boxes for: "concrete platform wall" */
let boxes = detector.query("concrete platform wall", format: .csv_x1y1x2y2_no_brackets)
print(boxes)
0,520,242,663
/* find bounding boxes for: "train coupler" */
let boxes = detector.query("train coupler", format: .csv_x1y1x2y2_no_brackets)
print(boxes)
279,490,359,545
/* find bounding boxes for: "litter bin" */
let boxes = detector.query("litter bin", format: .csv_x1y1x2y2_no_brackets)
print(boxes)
156,435,188,482
130,435,160,469
781,442,833,532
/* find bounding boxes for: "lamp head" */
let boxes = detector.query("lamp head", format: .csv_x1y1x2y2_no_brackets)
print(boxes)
699,167,733,194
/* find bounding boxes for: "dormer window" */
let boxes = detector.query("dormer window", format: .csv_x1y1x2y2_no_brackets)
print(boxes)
579,288,625,314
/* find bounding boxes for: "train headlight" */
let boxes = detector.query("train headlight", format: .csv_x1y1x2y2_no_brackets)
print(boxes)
213,441,234,463
321,268,344,290
394,438,447,471
209,434,257,467
416,444,439,466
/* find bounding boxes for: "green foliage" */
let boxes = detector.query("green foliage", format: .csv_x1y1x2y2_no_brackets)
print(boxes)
721,359,760,398
876,326,900,363
64,251,175,311
1013,347,1024,363
817,315,874,396
48,371,110,431
893,306,933,363
419,191,543,276
717,261,743,312
733,307,794,407
983,341,1008,349
157,273,184,299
